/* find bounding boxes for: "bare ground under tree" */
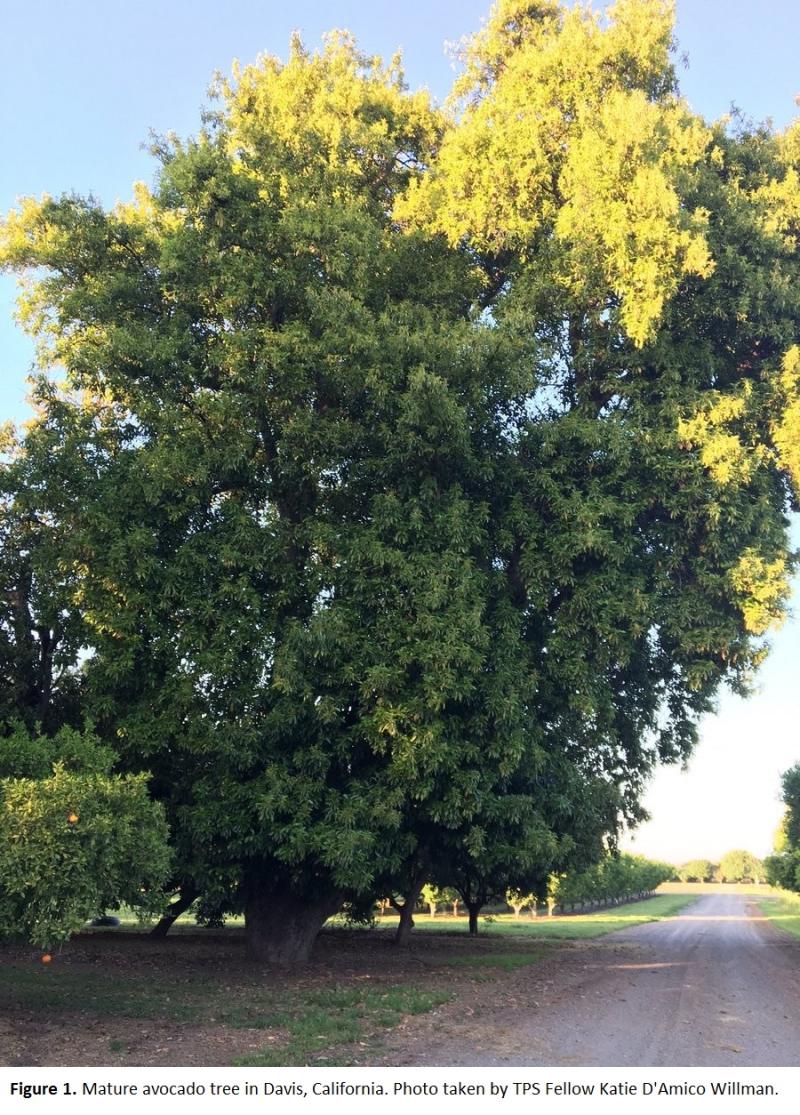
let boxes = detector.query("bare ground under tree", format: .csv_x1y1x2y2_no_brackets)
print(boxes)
0,926,554,1067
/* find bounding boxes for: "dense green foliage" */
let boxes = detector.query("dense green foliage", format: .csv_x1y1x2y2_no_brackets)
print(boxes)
718,849,764,883
676,858,717,883
0,435,88,736
1,0,799,960
0,726,170,947
548,853,674,911
764,765,800,892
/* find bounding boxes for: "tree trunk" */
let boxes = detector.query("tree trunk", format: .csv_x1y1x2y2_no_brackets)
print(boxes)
245,886,342,965
150,888,198,938
394,877,425,947
467,903,481,935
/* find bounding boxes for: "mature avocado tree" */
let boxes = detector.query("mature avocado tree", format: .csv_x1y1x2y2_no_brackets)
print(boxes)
1,1,799,964
1,36,510,963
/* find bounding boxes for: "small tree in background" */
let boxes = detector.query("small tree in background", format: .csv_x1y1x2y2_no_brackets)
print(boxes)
719,849,764,883
678,859,716,883
421,884,445,917
440,887,461,917
506,888,535,917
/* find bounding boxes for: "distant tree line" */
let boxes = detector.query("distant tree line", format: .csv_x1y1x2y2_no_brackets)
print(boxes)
676,851,764,884
547,854,674,912
397,853,674,927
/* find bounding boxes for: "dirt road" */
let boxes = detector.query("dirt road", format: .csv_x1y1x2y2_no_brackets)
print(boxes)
383,893,800,1066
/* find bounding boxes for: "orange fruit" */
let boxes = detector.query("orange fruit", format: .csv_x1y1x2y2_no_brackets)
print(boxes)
67,812,79,824
41,954,52,964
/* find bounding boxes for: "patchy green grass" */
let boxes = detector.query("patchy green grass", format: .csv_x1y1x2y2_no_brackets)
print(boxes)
377,892,698,940
231,986,453,1067
758,890,800,940
0,947,454,1067
443,949,547,971
0,963,202,1021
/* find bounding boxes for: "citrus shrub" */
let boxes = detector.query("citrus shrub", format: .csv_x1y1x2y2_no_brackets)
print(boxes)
0,762,171,948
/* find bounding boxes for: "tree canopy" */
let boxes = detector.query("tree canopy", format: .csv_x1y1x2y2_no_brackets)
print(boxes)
718,849,763,884
1,0,798,962
676,859,716,883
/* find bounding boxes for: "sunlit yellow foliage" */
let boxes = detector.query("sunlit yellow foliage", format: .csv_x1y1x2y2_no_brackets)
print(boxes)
772,346,800,492
216,31,440,198
397,0,712,345
728,549,790,635
677,386,760,486
755,120,800,248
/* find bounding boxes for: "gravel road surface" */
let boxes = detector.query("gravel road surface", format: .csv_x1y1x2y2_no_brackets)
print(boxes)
387,893,800,1066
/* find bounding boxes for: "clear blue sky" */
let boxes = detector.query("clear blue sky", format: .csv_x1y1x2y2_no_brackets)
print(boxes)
1,1,798,863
